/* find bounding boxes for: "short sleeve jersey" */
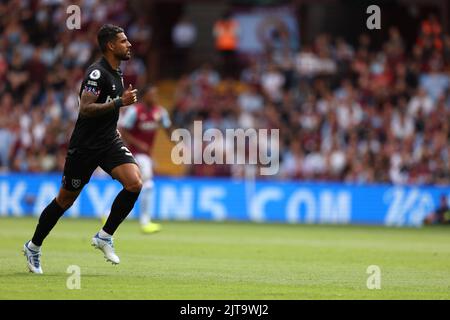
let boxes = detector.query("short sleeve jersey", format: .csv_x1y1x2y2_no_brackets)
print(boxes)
68,57,124,150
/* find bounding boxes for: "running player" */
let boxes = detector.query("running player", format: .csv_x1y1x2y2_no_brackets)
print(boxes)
23,24,141,273
117,85,171,234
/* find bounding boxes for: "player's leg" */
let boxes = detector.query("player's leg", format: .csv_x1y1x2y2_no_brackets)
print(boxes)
30,188,81,247
103,163,142,234
92,142,142,264
91,163,141,264
135,154,161,234
23,148,96,274
23,187,82,274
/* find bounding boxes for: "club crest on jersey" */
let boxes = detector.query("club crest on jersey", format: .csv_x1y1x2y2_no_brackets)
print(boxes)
72,179,81,189
89,69,101,80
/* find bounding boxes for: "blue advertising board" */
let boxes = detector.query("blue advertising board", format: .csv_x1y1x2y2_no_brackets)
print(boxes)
1,173,449,226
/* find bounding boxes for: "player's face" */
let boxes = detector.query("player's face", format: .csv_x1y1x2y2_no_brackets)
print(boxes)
144,88,158,105
112,32,132,60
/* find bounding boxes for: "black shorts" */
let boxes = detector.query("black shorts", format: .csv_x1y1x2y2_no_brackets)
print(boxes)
62,139,137,191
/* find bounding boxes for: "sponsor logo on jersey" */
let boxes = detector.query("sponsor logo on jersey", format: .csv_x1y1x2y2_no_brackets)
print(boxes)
106,95,120,103
139,121,159,131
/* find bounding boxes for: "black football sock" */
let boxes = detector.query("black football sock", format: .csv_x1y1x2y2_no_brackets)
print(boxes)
31,198,67,246
103,188,140,235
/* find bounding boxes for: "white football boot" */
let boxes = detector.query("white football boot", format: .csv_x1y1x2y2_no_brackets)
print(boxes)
91,233,120,265
23,241,43,274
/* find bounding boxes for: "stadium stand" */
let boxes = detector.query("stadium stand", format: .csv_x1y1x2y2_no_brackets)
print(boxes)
1,0,450,185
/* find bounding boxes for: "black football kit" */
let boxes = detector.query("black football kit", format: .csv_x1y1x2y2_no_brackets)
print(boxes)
62,57,137,191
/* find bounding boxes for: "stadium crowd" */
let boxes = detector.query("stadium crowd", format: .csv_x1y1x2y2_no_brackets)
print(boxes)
1,0,450,185
0,0,149,173
173,17,450,184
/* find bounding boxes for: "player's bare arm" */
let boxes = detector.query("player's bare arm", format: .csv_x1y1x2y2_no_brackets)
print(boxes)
157,106,174,137
80,84,138,117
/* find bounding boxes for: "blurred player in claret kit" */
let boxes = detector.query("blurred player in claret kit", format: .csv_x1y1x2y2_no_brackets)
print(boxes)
104,85,171,234
22,24,141,273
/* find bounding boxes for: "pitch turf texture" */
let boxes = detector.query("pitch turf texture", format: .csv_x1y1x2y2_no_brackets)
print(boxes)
0,217,449,299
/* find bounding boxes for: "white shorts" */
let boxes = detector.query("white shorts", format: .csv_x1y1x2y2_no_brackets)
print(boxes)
135,153,153,188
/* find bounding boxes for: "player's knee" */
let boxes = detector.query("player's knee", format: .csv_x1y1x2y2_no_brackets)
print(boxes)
55,194,77,210
125,177,143,193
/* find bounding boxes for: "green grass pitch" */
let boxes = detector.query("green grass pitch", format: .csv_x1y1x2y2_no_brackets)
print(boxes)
0,217,449,299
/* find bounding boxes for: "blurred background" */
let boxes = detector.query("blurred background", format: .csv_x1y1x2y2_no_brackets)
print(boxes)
1,0,450,225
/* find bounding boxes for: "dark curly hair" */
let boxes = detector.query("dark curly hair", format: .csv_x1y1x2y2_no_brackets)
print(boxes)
97,24,124,53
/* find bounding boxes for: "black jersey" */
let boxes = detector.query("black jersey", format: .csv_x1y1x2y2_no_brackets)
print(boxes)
68,57,124,150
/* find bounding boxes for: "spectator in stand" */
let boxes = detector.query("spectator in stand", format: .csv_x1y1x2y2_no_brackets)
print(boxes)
172,17,197,76
0,0,149,173
172,14,450,184
127,16,152,60
417,14,443,52
213,11,239,79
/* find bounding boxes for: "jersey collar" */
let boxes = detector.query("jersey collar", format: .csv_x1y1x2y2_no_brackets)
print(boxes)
100,57,122,76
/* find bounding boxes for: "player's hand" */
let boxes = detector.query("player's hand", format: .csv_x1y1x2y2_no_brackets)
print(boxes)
121,84,138,106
